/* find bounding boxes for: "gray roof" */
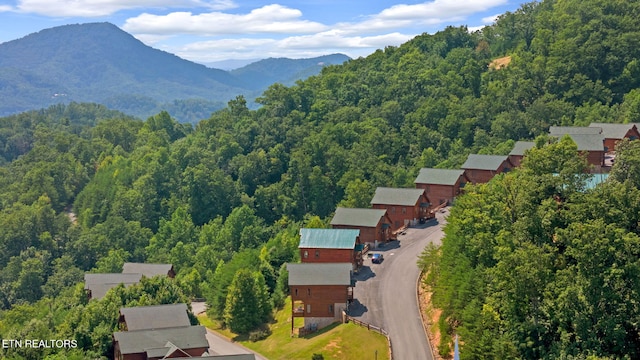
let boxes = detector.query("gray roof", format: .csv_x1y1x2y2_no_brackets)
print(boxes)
330,208,388,228
120,303,191,331
370,187,426,206
299,228,359,249
414,168,466,186
113,325,208,355
287,263,352,286
461,154,509,171
549,126,602,136
589,122,638,139
509,141,536,156
84,273,142,299
122,263,174,277
566,134,605,151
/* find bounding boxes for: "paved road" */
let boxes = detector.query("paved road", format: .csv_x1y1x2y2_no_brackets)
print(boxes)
191,302,268,360
351,208,448,360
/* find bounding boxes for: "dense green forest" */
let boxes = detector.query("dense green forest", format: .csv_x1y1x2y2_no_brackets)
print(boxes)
2,0,640,358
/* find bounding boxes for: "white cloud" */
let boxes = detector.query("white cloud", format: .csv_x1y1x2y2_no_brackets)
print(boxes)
0,5,13,12
169,32,416,63
15,0,236,17
481,14,501,24
122,5,327,35
378,0,507,20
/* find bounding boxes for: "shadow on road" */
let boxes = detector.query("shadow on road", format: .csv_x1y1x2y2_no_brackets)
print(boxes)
347,299,368,317
407,218,440,230
373,240,401,252
354,266,376,282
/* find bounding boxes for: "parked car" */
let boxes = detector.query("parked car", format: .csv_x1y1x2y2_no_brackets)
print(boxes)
371,253,384,264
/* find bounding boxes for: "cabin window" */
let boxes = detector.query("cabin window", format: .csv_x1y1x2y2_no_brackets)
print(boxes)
315,250,320,258
307,304,311,313
402,207,407,214
390,207,395,214
308,288,311,296
303,250,308,259
295,288,298,296
329,305,334,314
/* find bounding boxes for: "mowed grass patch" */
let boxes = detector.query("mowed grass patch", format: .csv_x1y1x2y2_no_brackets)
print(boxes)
198,298,390,360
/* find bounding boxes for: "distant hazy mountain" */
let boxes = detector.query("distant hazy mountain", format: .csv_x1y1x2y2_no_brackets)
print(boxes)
204,59,261,70
231,54,351,90
0,23,350,122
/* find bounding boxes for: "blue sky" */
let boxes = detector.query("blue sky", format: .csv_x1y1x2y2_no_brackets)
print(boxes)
0,1,527,66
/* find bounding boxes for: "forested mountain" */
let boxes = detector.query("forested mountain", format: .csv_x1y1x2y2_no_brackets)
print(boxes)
2,0,640,358
0,23,349,122
230,54,351,90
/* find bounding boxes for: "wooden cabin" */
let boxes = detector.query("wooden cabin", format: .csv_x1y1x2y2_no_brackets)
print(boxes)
84,273,142,300
461,154,511,184
589,123,640,152
113,325,209,360
414,168,469,205
287,263,353,333
330,207,393,247
508,141,535,168
119,303,191,331
298,228,361,268
370,187,431,230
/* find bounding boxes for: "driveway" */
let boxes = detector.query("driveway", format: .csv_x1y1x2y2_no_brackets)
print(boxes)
191,301,268,360
351,208,448,360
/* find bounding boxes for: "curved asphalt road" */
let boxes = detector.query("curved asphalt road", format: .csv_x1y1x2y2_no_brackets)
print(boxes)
351,208,447,360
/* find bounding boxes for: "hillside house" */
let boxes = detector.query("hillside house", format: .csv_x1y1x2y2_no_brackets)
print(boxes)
461,154,511,184
414,168,469,205
330,207,393,247
119,303,191,331
299,228,361,268
370,187,431,230
589,123,640,152
122,263,175,278
549,126,602,136
508,141,535,168
287,262,353,332
84,273,142,300
113,325,209,360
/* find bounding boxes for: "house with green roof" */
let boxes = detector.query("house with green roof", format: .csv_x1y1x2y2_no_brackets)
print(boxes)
370,187,431,230
461,154,511,184
299,228,362,268
589,122,640,152
414,168,469,205
508,141,536,167
330,207,393,246
287,262,353,333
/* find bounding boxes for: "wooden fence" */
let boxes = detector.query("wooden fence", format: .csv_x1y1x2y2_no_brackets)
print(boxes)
345,314,393,360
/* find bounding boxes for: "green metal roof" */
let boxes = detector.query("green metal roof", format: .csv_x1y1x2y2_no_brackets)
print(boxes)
589,122,638,139
287,263,352,286
113,326,208,356
330,207,387,227
120,303,190,331
299,228,359,249
370,187,426,206
509,141,535,156
550,126,602,136
461,154,509,171
585,173,609,190
414,168,466,186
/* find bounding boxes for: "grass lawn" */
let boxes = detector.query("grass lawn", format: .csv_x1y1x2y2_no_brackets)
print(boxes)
198,298,390,360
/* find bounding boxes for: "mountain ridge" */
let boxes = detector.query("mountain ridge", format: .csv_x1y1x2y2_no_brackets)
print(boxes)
0,22,350,122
